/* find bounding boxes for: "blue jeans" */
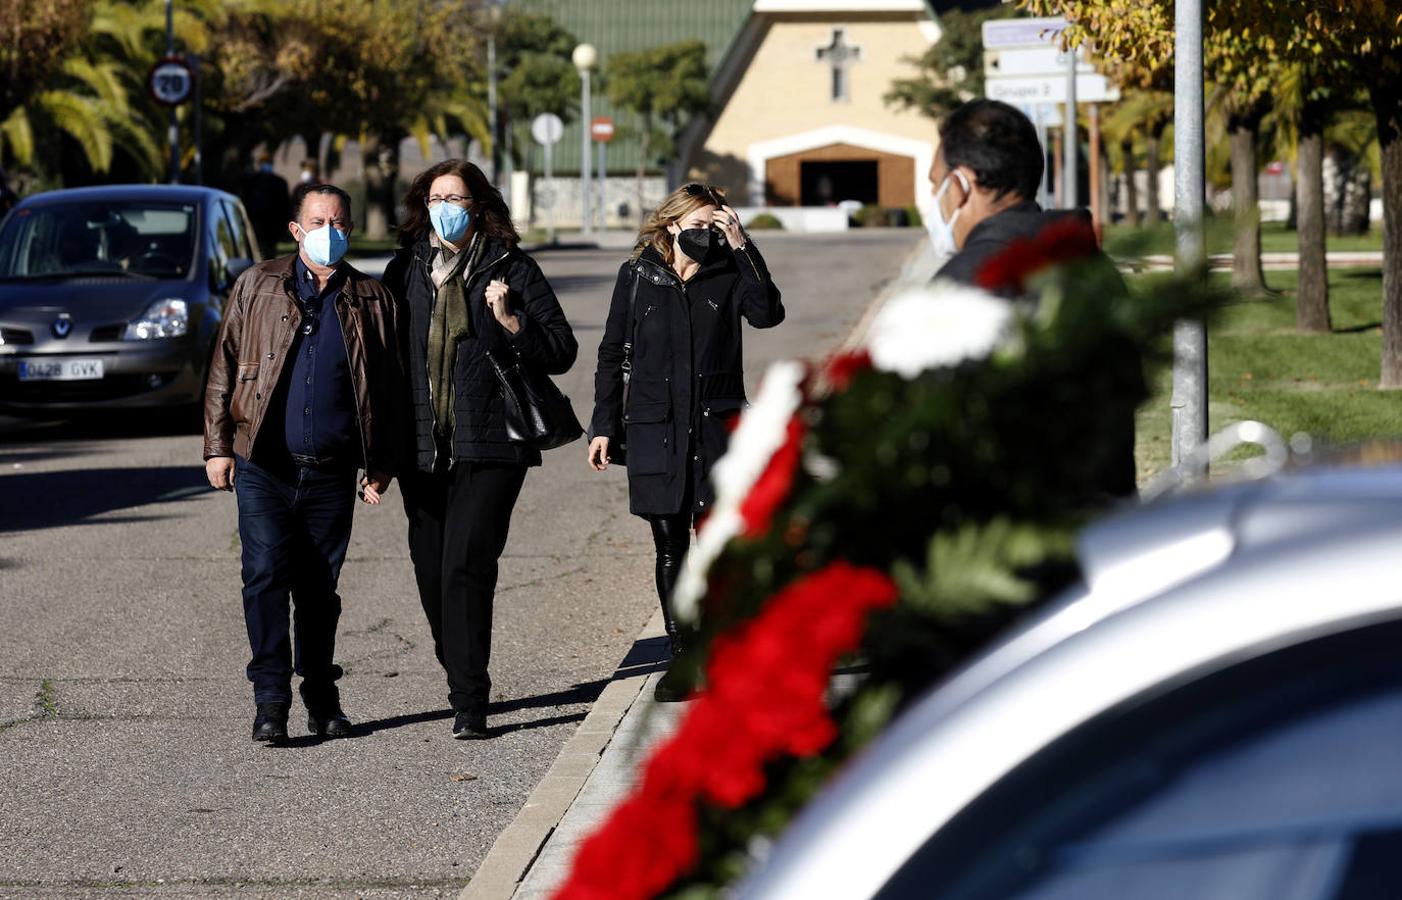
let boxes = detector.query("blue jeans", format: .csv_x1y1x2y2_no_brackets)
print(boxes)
235,455,356,705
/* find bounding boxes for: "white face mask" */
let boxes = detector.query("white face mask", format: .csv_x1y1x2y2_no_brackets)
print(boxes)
927,170,970,263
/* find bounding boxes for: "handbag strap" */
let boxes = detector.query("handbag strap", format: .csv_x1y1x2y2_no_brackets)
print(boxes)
621,263,640,384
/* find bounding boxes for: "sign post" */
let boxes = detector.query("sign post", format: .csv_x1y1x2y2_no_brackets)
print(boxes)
148,56,193,184
531,113,565,244
591,116,615,232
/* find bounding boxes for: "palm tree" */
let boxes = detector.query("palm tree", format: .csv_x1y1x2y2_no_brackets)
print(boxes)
1103,89,1172,226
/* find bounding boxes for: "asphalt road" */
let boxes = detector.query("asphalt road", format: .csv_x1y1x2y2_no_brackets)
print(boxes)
0,229,920,898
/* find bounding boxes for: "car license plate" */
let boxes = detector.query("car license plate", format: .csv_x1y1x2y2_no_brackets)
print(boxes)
17,359,105,381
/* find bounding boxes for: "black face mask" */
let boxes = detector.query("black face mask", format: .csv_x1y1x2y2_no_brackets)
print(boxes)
677,227,717,264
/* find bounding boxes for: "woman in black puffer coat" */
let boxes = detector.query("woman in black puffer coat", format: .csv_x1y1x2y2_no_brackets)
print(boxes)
587,183,783,699
383,159,577,739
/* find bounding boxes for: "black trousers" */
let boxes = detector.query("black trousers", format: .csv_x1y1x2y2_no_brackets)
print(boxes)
234,455,355,707
645,457,696,640
401,461,527,713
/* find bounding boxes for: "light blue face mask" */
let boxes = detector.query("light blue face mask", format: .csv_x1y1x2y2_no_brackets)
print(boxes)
430,202,471,244
298,223,349,267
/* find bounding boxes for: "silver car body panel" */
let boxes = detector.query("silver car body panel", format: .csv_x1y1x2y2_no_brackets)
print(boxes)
739,466,1402,899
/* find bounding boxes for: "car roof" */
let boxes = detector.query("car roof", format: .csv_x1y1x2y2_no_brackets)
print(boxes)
740,462,1402,899
16,184,238,207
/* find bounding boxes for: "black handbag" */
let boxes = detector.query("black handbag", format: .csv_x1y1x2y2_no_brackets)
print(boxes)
488,347,583,451
609,265,642,466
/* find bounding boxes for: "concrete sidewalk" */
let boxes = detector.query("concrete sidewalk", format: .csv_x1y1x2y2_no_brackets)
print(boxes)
1131,250,1384,271
459,611,686,900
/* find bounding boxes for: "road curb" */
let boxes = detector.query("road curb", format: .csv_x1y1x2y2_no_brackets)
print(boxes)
458,610,668,900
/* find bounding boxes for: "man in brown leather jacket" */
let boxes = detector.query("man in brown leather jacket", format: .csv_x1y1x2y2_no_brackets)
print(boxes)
203,182,402,744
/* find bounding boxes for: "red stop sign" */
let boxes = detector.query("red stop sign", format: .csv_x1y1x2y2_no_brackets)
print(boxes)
590,117,616,143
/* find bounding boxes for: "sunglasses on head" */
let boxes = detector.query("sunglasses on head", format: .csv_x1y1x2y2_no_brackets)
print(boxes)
683,183,723,203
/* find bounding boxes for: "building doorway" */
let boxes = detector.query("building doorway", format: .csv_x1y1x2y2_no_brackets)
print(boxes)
800,160,878,206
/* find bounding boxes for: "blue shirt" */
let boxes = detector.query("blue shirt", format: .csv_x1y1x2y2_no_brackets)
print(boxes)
283,257,358,463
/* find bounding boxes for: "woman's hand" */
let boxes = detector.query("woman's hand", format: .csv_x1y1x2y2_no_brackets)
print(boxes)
588,436,611,471
485,279,521,334
713,205,746,250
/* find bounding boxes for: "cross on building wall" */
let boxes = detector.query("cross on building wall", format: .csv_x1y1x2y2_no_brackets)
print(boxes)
816,28,861,103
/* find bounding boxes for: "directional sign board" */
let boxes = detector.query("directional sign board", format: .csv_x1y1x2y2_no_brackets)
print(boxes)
982,16,1068,49
531,113,564,146
147,57,194,107
987,74,1117,104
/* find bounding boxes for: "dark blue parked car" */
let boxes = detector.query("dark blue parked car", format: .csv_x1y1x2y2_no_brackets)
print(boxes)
0,184,260,412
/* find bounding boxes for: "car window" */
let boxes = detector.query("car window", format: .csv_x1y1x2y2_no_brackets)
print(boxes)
221,199,256,261
876,621,1402,900
0,201,198,280
208,200,238,284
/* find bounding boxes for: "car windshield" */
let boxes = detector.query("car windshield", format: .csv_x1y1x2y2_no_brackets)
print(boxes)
0,200,197,280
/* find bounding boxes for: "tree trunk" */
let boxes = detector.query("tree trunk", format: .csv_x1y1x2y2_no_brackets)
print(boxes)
1372,79,1402,388
1122,137,1141,228
1229,110,1268,295
1296,98,1330,333
1145,125,1163,224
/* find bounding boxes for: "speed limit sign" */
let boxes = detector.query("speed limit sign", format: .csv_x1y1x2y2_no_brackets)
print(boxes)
147,57,194,106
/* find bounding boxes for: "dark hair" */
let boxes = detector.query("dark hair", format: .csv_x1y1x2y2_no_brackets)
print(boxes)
398,159,520,249
939,100,1044,201
291,182,354,224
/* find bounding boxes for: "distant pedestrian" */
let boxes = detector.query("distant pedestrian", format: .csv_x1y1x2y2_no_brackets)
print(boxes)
300,159,321,185
382,159,578,740
204,182,404,745
243,152,290,260
587,184,784,700
0,165,18,220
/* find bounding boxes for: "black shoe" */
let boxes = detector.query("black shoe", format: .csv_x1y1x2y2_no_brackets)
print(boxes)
307,708,354,739
452,710,488,740
252,702,290,744
653,667,691,703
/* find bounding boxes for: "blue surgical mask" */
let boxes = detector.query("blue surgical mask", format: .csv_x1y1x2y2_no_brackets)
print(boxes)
430,202,471,244
298,223,348,267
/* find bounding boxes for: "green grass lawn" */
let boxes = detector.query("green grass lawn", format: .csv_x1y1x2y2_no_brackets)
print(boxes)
1106,220,1384,258
1134,266,1397,480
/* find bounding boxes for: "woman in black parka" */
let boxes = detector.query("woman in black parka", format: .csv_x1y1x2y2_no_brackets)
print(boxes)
383,159,577,739
588,183,783,697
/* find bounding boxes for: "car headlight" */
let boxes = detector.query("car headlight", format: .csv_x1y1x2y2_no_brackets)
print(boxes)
124,298,189,340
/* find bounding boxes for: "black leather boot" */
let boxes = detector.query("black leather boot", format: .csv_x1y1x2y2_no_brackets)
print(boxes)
252,702,289,744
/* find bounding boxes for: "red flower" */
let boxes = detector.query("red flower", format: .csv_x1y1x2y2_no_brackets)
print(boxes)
738,417,805,538
974,216,1100,295
553,563,898,900
823,348,872,392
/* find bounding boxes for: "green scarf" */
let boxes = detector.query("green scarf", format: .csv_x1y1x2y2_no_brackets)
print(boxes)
426,233,480,436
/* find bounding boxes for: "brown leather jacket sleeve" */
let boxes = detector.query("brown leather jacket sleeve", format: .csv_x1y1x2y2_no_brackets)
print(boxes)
203,274,247,460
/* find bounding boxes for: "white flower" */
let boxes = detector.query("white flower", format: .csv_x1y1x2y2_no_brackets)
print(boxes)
673,360,806,621
865,280,1016,379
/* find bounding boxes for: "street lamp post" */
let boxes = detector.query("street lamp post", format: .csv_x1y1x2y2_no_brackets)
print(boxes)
573,43,597,237
1172,0,1208,479
487,1,503,186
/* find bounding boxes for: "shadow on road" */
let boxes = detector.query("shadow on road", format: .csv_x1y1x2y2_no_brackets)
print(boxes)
0,465,211,533
0,410,202,448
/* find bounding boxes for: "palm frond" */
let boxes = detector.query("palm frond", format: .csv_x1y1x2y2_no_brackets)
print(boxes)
37,90,114,172
1,108,36,166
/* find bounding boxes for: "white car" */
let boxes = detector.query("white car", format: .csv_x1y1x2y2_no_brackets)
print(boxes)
741,461,1402,899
